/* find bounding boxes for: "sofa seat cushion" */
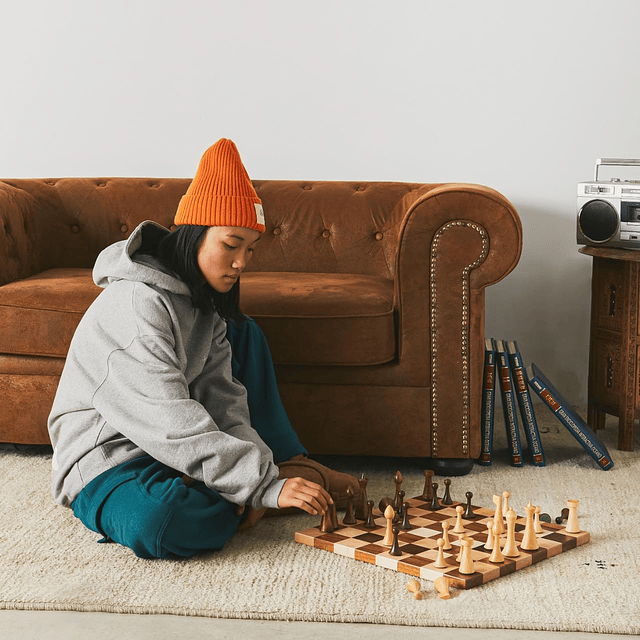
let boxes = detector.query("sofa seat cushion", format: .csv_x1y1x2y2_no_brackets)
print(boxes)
0,268,100,358
240,272,396,366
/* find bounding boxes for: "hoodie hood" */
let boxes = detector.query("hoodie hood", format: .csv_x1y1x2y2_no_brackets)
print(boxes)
93,221,191,296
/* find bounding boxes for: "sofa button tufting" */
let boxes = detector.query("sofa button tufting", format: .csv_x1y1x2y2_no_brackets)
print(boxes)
375,232,383,241
120,225,128,233
170,224,177,231
303,185,312,190
322,230,331,239
97,182,107,187
273,227,282,236
71,224,80,233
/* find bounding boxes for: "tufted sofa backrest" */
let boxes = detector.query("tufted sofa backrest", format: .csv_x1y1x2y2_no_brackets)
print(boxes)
0,178,437,284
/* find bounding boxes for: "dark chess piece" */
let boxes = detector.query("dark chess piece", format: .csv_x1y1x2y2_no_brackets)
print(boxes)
401,502,412,530
430,482,442,510
394,490,405,522
419,469,434,501
355,473,369,520
556,508,569,525
390,526,402,556
442,479,453,505
320,508,334,533
379,497,394,513
540,512,552,524
330,492,339,529
364,500,376,529
342,486,357,525
463,491,477,519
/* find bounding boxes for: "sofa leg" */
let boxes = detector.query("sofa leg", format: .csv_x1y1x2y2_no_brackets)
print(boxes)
423,457,474,477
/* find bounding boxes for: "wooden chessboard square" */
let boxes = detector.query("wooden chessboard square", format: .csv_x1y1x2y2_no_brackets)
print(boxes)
408,536,439,550
520,546,548,564
397,532,423,543
294,530,318,546
396,554,432,569
354,531,384,543
545,531,578,551
468,561,501,583
337,527,368,538
560,529,590,546
409,526,442,539
536,536,564,557
397,543,431,556
409,516,439,527
464,521,491,533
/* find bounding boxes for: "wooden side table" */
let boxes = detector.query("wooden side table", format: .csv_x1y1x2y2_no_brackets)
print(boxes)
580,245,639,450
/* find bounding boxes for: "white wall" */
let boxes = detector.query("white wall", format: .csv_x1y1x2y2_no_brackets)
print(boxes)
2,0,639,405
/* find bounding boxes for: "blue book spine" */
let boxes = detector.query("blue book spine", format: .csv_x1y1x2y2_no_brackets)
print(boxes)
478,338,496,466
495,339,523,467
507,341,546,466
527,363,614,470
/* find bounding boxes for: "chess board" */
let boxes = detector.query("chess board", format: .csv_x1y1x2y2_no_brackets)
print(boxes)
294,496,590,589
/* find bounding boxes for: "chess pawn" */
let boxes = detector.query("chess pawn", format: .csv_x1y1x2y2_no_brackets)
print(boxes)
534,506,543,534
502,491,510,516
382,504,395,546
488,525,504,563
452,505,465,534
566,499,581,534
484,522,494,550
441,521,452,550
434,538,448,568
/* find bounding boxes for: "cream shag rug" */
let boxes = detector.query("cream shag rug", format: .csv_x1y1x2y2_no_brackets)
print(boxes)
1,409,638,634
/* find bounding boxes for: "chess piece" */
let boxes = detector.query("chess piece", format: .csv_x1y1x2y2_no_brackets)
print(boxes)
355,473,369,520
442,478,453,505
484,522,494,550
534,506,543,534
434,538,448,568
363,500,376,529
555,507,569,524
539,512,552,524
395,490,406,522
401,502,412,530
393,470,403,509
382,504,395,546
320,508,333,533
419,469,434,501
502,508,519,557
390,526,402,556
406,579,423,600
463,491,476,519
492,494,504,536
430,483,441,510
566,499,581,533
456,534,467,563
459,537,475,575
434,576,453,600
520,501,539,551
379,497,394,513
329,493,339,529
502,490,510,516
452,505,466,534
488,524,504,563
342,485,357,525
441,521,452,550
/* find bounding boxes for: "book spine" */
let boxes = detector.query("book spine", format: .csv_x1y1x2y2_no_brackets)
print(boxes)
496,341,523,466
528,377,613,470
509,350,546,466
479,341,496,466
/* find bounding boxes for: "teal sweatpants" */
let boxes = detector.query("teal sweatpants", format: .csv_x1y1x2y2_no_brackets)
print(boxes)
71,317,306,559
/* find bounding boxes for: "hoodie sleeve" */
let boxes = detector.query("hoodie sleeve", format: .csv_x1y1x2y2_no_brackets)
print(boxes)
90,290,284,510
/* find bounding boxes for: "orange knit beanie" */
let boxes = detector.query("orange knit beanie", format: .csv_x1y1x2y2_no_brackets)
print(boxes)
174,138,265,232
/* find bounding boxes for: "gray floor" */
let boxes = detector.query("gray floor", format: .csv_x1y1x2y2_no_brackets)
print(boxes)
0,611,633,640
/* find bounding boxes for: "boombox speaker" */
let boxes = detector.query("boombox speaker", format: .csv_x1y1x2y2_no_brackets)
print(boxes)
577,158,640,250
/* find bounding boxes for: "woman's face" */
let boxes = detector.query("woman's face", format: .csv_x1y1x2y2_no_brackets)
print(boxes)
197,226,261,293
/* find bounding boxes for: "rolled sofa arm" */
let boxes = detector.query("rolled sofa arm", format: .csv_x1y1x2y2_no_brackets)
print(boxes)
394,183,522,458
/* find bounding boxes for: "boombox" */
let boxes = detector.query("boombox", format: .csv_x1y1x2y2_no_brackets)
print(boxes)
577,158,640,250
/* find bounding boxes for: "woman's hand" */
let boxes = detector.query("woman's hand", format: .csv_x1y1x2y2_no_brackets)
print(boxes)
278,477,333,515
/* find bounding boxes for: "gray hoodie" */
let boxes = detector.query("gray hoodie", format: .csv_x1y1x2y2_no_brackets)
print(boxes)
47,221,284,510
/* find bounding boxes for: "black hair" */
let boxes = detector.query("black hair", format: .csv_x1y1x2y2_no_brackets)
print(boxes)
138,224,246,323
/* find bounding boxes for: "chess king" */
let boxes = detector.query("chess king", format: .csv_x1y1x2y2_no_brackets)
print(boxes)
48,138,361,559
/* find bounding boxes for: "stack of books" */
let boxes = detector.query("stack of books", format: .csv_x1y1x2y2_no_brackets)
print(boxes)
479,339,614,470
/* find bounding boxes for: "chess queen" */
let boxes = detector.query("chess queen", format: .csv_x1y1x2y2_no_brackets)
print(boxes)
47,139,359,559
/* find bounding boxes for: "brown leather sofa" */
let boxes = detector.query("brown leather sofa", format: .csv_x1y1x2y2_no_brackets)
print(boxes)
0,178,521,474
